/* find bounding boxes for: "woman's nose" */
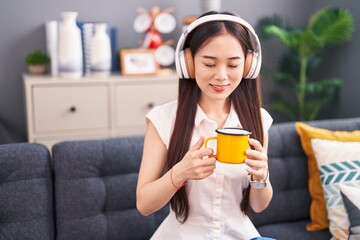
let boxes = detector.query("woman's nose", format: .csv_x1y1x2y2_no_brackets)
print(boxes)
215,66,228,81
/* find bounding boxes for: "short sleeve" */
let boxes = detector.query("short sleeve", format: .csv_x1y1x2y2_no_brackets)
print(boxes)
260,108,273,133
145,100,177,149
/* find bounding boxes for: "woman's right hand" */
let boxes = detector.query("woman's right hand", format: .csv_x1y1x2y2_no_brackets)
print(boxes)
137,122,215,215
172,137,217,184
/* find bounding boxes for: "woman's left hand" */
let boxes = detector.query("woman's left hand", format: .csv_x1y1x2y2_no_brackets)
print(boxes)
245,138,268,182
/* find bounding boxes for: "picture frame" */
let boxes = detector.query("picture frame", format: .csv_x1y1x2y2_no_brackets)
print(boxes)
120,48,159,76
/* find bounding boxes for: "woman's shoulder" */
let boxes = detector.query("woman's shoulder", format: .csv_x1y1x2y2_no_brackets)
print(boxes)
260,108,272,119
260,108,273,132
146,100,177,148
148,100,178,119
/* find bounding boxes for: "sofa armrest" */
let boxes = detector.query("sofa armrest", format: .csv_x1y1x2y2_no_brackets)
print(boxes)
0,143,54,239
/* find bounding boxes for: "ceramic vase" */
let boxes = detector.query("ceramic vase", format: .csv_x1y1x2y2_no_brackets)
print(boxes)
201,0,221,13
45,21,59,77
91,23,111,76
58,11,83,78
82,23,94,76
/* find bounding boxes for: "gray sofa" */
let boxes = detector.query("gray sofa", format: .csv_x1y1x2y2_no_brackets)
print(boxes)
52,137,168,240
1,117,359,240
0,143,54,240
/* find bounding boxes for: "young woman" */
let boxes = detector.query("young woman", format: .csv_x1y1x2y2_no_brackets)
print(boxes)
136,11,273,239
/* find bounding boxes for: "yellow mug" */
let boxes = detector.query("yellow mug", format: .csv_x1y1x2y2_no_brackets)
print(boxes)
204,128,251,164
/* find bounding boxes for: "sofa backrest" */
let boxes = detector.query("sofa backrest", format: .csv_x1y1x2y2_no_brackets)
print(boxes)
52,136,168,240
251,117,360,226
2,117,359,239
0,143,54,240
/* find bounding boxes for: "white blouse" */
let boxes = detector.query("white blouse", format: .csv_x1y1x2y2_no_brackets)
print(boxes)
146,100,273,240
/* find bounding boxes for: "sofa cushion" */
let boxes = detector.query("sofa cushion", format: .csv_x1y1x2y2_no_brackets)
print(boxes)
311,139,360,239
295,121,360,231
340,185,360,239
251,117,360,238
52,137,168,240
0,143,54,240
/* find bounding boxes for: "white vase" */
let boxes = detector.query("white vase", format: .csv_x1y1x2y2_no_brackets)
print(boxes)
91,23,111,77
45,21,59,77
58,11,83,78
201,0,222,13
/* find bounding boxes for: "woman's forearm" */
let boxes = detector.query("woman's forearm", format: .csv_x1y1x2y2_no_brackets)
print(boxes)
249,182,273,213
136,166,184,216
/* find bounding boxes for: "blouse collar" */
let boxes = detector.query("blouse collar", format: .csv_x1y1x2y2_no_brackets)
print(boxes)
194,103,241,128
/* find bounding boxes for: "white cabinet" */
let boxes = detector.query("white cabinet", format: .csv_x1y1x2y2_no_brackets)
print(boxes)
33,84,110,132
114,80,178,135
23,69,178,149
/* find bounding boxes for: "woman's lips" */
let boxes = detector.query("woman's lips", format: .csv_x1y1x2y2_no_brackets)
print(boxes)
210,84,229,92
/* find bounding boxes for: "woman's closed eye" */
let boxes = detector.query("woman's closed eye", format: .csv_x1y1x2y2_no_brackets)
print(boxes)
228,64,239,68
202,62,240,68
204,63,215,68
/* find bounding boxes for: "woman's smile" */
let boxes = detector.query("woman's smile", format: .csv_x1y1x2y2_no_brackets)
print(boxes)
210,83,230,92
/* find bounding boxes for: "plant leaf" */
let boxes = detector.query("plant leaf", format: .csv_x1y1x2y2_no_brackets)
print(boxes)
256,15,284,40
265,25,301,49
270,93,298,120
308,7,354,47
272,71,297,86
303,100,323,120
299,78,342,96
269,101,298,121
307,54,322,74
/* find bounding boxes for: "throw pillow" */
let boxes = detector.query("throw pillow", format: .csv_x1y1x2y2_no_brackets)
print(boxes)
295,122,360,231
340,185,360,239
311,139,360,240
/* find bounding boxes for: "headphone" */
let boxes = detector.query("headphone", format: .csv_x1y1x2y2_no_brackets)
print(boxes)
175,14,262,79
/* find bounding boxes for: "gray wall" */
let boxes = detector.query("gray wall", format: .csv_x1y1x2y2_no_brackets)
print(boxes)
0,0,359,140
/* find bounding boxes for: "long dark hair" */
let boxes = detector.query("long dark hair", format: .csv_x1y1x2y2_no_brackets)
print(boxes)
165,11,264,223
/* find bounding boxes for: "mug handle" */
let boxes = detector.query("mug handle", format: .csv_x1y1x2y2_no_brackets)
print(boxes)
204,136,217,158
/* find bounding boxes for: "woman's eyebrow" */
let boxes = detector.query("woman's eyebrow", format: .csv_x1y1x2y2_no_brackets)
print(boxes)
201,55,242,60
201,55,217,59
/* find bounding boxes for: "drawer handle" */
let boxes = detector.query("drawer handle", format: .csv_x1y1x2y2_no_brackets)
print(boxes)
147,102,154,109
69,106,77,112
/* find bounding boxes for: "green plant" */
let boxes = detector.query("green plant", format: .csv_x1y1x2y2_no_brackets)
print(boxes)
25,49,50,65
257,7,354,121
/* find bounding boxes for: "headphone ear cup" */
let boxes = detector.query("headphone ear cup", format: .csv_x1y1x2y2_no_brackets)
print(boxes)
243,51,254,79
179,50,188,78
184,48,195,79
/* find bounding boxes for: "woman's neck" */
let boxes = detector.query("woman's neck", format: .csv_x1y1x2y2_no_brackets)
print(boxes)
198,98,231,128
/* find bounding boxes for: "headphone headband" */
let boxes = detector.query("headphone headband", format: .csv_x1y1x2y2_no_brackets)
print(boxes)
175,14,262,79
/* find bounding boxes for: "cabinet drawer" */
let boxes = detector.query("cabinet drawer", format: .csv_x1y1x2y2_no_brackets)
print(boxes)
115,82,177,128
33,84,110,133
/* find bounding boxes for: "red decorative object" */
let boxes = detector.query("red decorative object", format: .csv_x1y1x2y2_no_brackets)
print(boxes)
133,6,176,66
143,31,163,49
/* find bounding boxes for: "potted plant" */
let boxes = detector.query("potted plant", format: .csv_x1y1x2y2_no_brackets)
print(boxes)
25,49,50,75
257,7,354,121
